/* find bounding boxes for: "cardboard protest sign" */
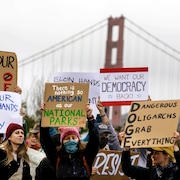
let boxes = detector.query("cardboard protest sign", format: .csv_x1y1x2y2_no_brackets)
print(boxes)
42,83,89,127
0,51,17,91
122,100,180,148
49,72,100,116
90,150,139,180
100,67,148,106
0,91,22,133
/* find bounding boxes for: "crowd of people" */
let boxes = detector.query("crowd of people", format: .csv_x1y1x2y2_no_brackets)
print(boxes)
0,86,180,180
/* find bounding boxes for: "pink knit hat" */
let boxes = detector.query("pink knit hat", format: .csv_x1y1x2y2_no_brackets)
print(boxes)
6,123,24,139
59,127,80,143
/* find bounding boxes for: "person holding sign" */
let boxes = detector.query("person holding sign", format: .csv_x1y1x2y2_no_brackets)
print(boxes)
122,131,180,180
84,97,122,151
96,97,122,151
37,102,100,180
0,123,32,179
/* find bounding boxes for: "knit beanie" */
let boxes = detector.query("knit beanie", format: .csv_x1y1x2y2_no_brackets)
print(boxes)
6,123,24,139
59,127,80,143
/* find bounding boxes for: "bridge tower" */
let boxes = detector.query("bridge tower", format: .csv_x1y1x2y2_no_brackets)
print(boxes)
105,16,125,127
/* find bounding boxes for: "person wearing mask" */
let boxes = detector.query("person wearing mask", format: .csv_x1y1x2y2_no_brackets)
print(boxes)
0,123,32,180
95,97,122,151
36,102,100,180
83,97,121,151
97,123,111,150
121,131,180,180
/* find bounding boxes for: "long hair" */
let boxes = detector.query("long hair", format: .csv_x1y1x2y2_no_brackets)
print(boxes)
162,151,176,163
0,139,30,166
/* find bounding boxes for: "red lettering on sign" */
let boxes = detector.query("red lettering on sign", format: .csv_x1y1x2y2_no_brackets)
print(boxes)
3,72,13,81
4,83,11,91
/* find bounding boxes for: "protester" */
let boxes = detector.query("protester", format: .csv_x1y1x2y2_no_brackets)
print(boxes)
25,124,46,179
82,97,121,151
118,96,153,168
96,97,122,151
119,130,148,167
91,97,123,175
26,129,41,150
0,123,32,179
26,129,46,179
35,102,100,180
121,131,180,180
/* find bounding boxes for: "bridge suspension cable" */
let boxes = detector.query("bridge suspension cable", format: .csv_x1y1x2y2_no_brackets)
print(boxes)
19,18,107,67
125,17,180,62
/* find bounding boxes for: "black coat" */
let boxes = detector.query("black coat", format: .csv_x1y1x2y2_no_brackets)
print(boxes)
122,150,180,180
40,119,100,180
0,148,32,180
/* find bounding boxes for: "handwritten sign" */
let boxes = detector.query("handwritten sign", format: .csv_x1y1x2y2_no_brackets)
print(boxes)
0,51,17,91
0,91,22,133
100,67,148,106
122,100,180,148
41,83,89,127
90,150,139,180
49,72,100,116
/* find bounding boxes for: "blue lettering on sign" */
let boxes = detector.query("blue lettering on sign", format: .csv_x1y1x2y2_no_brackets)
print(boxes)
0,103,18,112
0,94,14,103
0,122,5,130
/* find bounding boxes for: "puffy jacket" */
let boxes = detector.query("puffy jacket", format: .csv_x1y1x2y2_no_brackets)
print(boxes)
40,119,100,180
122,149,180,180
0,148,32,180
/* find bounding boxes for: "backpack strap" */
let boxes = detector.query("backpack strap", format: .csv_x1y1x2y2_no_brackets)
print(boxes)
56,157,60,170
83,156,91,177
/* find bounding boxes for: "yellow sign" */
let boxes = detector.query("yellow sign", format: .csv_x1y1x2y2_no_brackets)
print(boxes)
122,100,180,148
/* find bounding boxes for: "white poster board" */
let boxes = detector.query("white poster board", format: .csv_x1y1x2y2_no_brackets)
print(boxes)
49,72,100,116
0,91,22,133
100,67,148,106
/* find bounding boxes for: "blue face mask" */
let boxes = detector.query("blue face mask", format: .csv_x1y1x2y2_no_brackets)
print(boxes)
63,139,78,153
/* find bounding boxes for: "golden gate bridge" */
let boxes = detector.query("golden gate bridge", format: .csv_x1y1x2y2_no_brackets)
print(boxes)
18,16,180,124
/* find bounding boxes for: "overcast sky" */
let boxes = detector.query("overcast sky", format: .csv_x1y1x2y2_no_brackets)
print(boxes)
1,0,180,61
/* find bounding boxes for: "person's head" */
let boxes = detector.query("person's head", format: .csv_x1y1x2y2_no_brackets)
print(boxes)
6,123,24,145
151,147,175,167
97,124,111,149
27,129,40,150
1,123,29,165
59,127,80,153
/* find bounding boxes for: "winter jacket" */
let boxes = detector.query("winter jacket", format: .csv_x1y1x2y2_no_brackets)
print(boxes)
122,149,180,180
0,148,32,180
40,119,100,180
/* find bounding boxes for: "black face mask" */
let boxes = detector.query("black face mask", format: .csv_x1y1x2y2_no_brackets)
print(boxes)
100,137,109,149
